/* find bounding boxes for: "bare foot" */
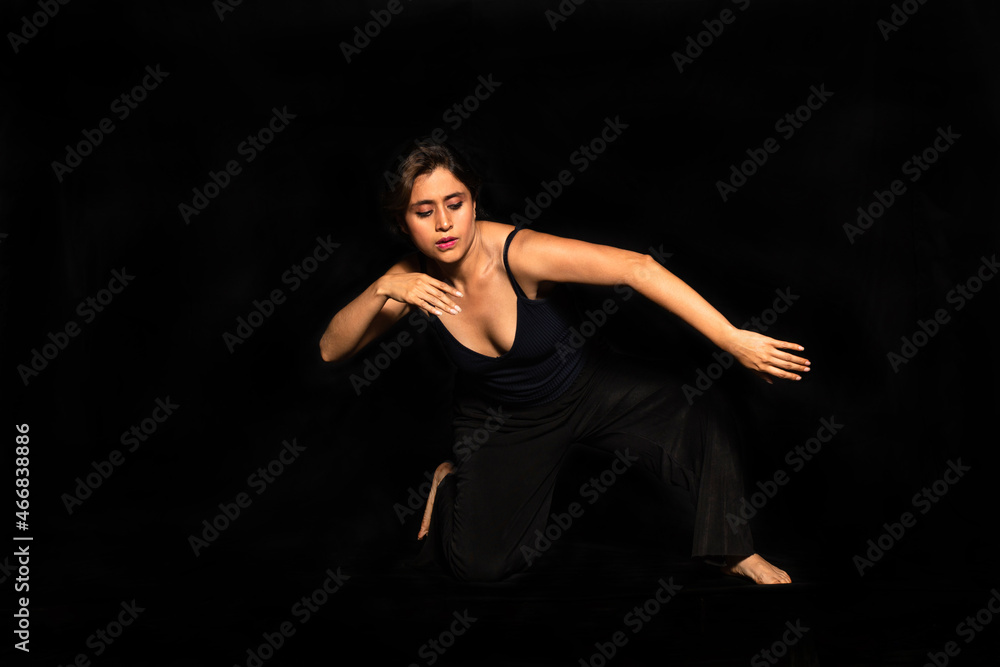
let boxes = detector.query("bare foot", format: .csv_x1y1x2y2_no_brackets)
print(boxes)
720,553,792,584
417,461,454,540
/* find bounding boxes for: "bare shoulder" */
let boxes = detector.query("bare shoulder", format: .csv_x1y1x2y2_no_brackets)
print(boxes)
505,224,559,258
478,220,516,246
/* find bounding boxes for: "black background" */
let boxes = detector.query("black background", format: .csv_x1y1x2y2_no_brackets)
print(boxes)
3,0,999,665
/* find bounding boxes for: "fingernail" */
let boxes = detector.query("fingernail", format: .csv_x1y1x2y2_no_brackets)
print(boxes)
454,306,462,312
435,309,442,315
449,309,458,315
455,291,463,297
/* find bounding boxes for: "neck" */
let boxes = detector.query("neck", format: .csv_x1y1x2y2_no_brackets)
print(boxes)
433,222,488,292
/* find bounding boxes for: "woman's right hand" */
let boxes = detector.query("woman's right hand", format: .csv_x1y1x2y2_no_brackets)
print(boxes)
376,272,464,318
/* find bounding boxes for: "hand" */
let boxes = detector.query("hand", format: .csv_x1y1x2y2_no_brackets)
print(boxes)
377,272,463,318
724,329,810,384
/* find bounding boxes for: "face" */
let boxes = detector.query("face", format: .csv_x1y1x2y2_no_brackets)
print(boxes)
403,167,476,261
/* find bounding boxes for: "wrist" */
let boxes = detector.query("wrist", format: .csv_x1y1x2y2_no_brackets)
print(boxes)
715,324,741,354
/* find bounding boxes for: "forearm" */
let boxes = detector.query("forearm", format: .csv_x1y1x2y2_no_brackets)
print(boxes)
631,255,738,351
319,278,392,363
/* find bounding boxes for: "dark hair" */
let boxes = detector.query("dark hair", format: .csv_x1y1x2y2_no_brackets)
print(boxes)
380,140,482,239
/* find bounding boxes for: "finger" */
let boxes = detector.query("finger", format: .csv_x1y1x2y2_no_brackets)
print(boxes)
419,296,454,317
770,339,805,352
775,351,810,366
421,287,462,314
773,354,810,372
766,364,802,381
430,279,463,299
782,357,810,370
425,292,461,315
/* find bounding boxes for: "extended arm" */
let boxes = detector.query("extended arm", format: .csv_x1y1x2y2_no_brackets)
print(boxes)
510,229,810,382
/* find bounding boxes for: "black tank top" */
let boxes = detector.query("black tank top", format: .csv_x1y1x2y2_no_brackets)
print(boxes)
418,225,601,406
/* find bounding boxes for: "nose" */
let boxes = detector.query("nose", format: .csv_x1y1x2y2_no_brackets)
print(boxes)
436,209,452,231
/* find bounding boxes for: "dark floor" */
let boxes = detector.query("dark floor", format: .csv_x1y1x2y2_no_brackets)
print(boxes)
27,530,1000,666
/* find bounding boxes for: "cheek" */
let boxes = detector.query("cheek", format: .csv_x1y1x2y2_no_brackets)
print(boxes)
405,218,433,242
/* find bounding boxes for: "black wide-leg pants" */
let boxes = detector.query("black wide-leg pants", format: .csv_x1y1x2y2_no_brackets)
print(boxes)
418,349,754,582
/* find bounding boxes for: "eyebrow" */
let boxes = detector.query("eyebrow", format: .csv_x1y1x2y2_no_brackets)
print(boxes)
410,192,464,208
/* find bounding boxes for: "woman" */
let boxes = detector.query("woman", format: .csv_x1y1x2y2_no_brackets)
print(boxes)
320,142,809,584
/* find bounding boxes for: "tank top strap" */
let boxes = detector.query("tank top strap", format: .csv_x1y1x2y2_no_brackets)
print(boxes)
503,224,528,299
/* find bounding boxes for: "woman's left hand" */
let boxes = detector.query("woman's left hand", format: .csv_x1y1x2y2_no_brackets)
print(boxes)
724,329,810,384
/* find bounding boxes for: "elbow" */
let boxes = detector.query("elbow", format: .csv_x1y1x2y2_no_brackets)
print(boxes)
627,252,661,293
319,337,341,364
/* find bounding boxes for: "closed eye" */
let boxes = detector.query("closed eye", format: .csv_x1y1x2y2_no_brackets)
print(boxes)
416,202,463,218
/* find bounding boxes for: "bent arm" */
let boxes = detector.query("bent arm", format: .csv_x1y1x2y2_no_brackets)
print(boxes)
319,261,414,363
